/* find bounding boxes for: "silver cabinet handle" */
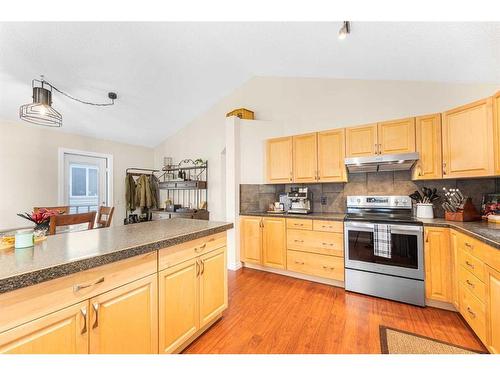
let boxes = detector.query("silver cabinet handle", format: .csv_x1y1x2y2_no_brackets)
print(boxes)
92,303,99,329
465,242,473,249
294,260,304,265
466,279,475,288
194,243,207,253
321,242,334,247
294,239,304,243
74,277,105,292
465,261,474,269
196,260,200,277
200,260,205,275
322,265,335,270
467,306,476,318
80,307,87,335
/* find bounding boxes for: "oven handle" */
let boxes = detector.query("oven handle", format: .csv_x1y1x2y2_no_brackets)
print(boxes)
388,224,423,233
344,222,374,231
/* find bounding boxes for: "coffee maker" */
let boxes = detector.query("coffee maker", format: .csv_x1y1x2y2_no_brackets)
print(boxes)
286,187,312,214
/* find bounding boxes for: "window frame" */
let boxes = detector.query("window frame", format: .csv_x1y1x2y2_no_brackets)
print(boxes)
69,164,100,199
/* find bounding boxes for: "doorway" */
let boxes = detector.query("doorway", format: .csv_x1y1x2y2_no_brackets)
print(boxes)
59,149,112,213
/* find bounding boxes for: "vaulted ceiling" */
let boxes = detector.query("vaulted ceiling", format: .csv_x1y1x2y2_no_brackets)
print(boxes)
1,22,499,147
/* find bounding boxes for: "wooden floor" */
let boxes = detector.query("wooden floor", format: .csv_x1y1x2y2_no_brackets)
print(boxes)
184,268,486,354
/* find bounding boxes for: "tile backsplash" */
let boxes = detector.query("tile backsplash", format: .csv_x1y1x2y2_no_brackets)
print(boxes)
240,171,500,218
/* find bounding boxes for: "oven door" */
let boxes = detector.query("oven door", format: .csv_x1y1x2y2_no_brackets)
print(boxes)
344,221,424,280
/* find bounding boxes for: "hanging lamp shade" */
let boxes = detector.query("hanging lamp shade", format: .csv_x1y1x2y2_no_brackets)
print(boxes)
19,81,62,127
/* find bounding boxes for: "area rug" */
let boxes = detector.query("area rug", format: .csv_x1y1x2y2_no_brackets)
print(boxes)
379,325,485,354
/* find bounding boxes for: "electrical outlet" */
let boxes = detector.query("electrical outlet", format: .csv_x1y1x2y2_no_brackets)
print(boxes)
320,196,327,205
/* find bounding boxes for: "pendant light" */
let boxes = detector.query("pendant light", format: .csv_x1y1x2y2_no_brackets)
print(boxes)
19,79,62,127
19,76,117,128
338,21,351,40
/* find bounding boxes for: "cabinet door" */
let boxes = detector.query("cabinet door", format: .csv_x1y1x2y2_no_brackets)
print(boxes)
450,230,460,309
424,227,452,302
317,128,347,182
240,216,262,264
89,274,158,354
413,114,442,180
493,91,500,175
442,98,494,178
199,247,228,327
377,117,416,155
345,123,378,157
293,133,318,183
266,136,293,183
486,265,500,354
158,258,199,354
262,217,286,269
0,301,88,354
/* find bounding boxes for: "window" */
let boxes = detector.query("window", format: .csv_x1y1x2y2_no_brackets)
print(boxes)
70,164,99,198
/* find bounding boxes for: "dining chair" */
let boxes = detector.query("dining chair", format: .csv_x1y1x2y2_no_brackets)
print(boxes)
34,206,70,214
96,206,115,228
49,212,96,235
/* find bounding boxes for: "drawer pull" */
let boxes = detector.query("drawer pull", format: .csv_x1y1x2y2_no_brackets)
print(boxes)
322,265,335,270
465,261,475,269
294,260,305,265
294,239,304,243
322,225,333,229
466,306,476,318
295,223,304,227
466,279,475,288
73,277,105,292
194,243,207,253
92,303,99,329
80,307,87,335
321,242,334,247
465,242,473,249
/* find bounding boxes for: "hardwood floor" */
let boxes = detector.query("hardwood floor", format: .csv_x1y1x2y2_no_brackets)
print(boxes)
183,267,486,354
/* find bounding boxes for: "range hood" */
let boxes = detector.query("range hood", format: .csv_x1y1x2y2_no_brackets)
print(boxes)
344,152,419,173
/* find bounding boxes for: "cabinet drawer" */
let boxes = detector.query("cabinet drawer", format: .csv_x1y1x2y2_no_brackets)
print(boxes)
458,248,486,283
287,229,343,257
458,266,486,303
0,252,157,334
159,232,226,270
286,250,344,281
457,233,485,262
459,283,486,342
286,218,313,230
312,220,343,233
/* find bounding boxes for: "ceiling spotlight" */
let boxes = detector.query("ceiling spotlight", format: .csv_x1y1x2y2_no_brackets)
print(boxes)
338,21,351,40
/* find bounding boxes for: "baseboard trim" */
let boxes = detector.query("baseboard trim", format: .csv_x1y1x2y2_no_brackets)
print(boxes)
228,261,242,271
243,262,345,288
425,299,457,312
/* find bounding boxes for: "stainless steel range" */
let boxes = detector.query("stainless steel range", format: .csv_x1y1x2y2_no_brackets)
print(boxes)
344,195,425,306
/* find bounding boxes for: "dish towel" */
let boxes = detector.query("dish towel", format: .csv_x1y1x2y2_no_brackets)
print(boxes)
374,224,392,258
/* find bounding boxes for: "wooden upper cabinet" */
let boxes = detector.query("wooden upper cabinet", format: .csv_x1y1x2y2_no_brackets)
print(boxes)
442,98,494,178
240,216,262,264
89,274,158,354
0,301,89,354
199,247,227,327
317,129,347,182
377,117,416,155
293,133,318,183
413,114,442,180
345,123,378,157
424,227,452,303
158,258,199,354
486,265,500,354
266,136,293,183
494,91,500,175
262,217,286,269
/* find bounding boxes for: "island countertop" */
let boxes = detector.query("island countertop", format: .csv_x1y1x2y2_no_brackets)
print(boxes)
0,218,233,294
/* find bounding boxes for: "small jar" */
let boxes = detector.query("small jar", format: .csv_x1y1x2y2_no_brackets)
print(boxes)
15,229,34,249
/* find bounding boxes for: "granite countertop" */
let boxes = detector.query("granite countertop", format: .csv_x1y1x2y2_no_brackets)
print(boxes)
421,218,500,250
0,218,233,294
239,211,346,221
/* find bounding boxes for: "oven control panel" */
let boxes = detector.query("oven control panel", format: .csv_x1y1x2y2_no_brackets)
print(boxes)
347,195,411,209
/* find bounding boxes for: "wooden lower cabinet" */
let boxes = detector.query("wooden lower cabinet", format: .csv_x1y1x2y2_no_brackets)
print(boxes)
424,227,452,302
450,230,460,309
199,247,228,326
262,217,286,269
287,250,344,281
486,265,500,354
0,301,88,354
159,258,199,354
89,274,158,354
240,216,262,264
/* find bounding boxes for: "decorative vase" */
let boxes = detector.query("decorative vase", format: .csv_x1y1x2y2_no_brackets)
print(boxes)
34,221,50,236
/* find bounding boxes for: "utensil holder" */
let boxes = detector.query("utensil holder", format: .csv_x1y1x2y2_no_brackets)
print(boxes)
416,203,434,219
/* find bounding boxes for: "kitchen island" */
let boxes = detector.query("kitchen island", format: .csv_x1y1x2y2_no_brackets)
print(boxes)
0,218,233,354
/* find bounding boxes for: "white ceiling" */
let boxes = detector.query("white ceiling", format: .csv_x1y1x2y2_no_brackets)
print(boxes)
0,22,499,147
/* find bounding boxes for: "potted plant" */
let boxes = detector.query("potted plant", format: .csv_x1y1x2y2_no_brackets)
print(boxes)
17,208,61,235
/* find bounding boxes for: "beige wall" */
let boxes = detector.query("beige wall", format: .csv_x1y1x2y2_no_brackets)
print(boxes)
154,76,499,221
0,121,154,231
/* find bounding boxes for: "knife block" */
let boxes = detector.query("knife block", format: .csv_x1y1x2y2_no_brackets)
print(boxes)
444,198,481,222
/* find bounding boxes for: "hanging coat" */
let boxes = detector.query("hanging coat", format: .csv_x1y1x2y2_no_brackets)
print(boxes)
125,174,137,211
135,174,153,209
149,174,160,209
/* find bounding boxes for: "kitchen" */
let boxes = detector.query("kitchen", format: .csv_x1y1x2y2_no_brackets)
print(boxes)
1,9,500,374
